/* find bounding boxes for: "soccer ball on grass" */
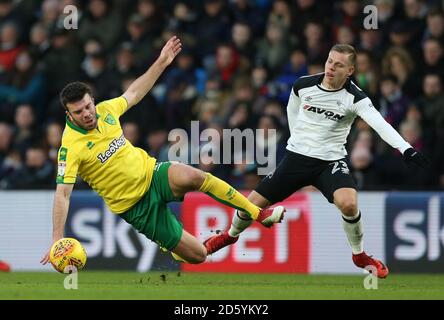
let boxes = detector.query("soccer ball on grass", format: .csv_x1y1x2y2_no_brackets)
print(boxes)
49,238,87,273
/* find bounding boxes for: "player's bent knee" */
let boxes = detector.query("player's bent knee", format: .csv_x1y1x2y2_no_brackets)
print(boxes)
338,199,357,216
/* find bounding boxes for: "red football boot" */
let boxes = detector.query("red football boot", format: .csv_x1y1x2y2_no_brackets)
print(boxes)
204,231,239,255
257,205,286,228
0,260,10,272
352,252,389,279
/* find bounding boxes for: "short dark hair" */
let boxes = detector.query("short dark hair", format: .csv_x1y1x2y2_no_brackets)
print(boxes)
330,44,356,67
381,74,398,84
60,82,92,110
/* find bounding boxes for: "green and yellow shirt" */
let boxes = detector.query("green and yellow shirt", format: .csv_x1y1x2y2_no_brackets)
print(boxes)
56,97,156,213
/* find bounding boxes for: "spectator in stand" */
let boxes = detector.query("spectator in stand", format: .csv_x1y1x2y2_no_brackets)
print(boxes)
256,113,287,164
307,61,324,75
136,0,166,40
122,121,143,148
194,98,221,130
146,128,169,160
162,46,200,98
358,28,384,59
355,50,379,99
263,99,287,130
402,0,427,48
230,161,261,191
0,0,25,33
3,145,55,189
163,74,197,130
225,102,253,131
400,119,423,153
378,75,411,131
336,25,357,46
349,145,382,190
381,46,420,99
0,122,12,163
417,73,444,186
39,0,60,31
256,21,291,73
195,0,231,63
387,20,416,55
0,149,21,189
229,0,266,37
43,26,82,98
119,74,162,133
421,38,444,79
375,116,427,191
168,2,197,36
215,43,240,88
268,0,292,33
269,48,308,104
422,8,444,43
44,121,63,164
374,0,398,36
0,122,21,189
416,73,444,145
222,76,267,121
29,23,51,61
0,50,46,122
0,22,23,74
77,0,122,52
302,21,330,65
290,0,333,41
12,104,40,159
251,65,269,97
123,13,153,69
231,21,255,69
80,49,113,101
108,42,139,94
332,0,363,40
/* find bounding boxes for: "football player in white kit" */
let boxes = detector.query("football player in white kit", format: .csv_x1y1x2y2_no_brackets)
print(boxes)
204,44,429,278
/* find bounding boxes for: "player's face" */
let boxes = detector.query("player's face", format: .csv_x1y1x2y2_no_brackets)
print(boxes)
66,93,98,131
324,51,355,86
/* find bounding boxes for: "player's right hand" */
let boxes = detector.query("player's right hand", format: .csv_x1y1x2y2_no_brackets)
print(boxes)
403,147,430,169
40,250,50,265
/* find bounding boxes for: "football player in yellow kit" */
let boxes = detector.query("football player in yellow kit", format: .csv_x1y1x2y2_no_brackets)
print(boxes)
40,36,284,266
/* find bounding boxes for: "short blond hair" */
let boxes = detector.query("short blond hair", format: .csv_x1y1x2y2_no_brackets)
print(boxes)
331,44,356,67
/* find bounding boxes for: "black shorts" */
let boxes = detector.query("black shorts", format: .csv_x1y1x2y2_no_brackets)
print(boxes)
255,150,357,204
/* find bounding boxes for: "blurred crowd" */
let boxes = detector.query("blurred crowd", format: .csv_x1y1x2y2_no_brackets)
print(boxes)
0,0,443,191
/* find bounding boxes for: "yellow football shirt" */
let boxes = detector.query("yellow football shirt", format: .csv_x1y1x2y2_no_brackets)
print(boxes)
56,96,157,214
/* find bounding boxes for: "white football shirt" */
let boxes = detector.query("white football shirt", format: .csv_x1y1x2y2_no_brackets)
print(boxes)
286,73,411,160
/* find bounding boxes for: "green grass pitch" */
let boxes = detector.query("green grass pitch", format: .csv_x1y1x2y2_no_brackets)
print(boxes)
1,272,443,300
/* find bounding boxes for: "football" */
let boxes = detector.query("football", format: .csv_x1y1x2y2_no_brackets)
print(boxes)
49,238,87,273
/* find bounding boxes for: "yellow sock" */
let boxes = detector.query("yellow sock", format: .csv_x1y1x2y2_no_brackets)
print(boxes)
199,173,260,220
171,252,188,263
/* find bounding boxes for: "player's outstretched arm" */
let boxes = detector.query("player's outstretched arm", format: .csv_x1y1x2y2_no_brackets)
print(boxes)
40,183,74,265
356,99,429,169
122,35,182,111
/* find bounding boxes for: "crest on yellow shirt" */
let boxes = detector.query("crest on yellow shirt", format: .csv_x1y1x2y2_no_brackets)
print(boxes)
104,114,116,125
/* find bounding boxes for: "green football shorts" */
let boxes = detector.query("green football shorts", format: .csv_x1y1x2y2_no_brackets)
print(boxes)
119,161,183,251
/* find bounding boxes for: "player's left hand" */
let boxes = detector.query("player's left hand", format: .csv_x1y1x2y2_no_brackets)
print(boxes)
403,147,430,169
158,35,182,67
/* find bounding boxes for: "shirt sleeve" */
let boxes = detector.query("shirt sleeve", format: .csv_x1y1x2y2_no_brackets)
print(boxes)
286,89,302,132
56,145,79,184
354,97,411,153
99,96,129,118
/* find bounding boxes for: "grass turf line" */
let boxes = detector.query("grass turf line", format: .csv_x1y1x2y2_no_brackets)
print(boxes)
0,272,443,300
